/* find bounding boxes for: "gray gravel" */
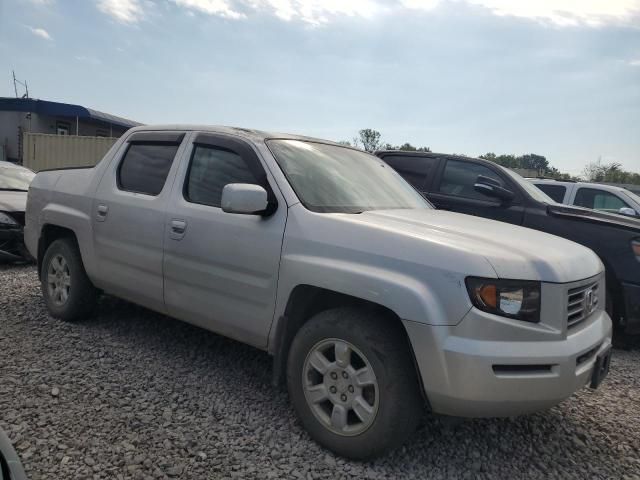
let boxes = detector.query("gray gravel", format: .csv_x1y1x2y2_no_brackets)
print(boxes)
1,264,639,480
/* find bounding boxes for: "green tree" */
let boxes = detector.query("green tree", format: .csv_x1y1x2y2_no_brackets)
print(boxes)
353,129,384,153
583,159,640,184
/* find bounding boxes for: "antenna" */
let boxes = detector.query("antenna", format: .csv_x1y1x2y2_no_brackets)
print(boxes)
12,70,29,98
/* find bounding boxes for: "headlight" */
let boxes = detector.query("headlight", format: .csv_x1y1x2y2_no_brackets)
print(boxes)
0,212,18,226
633,239,640,262
466,277,541,323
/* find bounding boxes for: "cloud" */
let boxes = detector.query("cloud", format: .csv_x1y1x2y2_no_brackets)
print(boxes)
28,26,52,40
95,0,640,26
171,0,245,19
169,0,384,24
97,0,145,23
464,0,640,27
252,0,385,23
629,59,640,66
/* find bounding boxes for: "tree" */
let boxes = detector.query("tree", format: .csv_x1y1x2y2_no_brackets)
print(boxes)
353,129,384,153
583,159,640,184
384,142,431,152
519,154,549,172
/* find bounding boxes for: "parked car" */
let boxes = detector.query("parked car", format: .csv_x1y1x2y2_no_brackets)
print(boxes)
529,178,640,218
0,161,34,262
377,151,640,336
25,127,612,459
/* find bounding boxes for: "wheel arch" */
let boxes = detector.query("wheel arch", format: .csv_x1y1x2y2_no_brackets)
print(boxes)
269,285,426,401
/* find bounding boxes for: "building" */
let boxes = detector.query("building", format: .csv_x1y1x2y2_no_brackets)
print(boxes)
0,97,141,163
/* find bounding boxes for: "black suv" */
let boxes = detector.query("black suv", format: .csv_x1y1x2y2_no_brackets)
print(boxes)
377,151,640,336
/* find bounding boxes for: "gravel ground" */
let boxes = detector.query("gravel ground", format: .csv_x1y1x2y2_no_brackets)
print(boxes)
1,264,639,480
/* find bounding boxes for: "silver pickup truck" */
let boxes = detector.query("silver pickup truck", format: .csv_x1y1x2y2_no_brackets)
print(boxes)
25,126,612,459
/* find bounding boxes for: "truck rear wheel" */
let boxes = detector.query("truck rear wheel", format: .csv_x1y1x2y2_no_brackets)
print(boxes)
41,238,97,321
286,307,423,460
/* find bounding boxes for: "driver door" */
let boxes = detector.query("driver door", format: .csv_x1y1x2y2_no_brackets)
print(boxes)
427,158,525,225
162,133,287,349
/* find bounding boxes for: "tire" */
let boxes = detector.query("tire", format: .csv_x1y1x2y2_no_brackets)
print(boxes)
41,237,98,321
286,307,423,460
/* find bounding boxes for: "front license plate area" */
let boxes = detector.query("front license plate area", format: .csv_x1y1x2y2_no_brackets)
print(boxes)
590,345,612,389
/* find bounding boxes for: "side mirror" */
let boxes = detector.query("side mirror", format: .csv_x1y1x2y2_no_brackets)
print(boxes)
221,184,269,215
619,207,638,217
473,175,515,203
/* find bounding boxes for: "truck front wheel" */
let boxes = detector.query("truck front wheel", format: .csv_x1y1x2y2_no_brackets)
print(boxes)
286,307,423,460
41,238,98,321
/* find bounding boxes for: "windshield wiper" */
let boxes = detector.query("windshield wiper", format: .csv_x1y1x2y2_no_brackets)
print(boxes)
0,188,29,192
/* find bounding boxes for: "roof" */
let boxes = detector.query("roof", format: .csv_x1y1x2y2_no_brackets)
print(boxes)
127,124,347,146
0,97,142,129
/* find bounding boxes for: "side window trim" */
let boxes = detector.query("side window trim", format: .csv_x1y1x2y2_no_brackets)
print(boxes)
182,133,277,210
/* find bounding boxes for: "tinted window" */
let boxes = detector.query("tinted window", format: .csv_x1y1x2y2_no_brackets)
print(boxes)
535,184,566,203
438,160,504,201
185,146,259,208
382,155,438,189
574,188,629,211
118,144,179,196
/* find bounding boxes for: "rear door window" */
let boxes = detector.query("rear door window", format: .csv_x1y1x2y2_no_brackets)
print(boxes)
438,159,504,201
535,184,566,203
118,144,180,196
382,155,438,190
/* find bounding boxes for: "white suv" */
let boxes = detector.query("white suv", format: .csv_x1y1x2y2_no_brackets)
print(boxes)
529,179,640,218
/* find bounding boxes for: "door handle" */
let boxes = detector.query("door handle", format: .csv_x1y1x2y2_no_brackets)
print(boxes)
96,204,108,221
169,219,187,239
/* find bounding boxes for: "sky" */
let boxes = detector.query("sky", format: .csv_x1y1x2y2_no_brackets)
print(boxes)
1,0,639,175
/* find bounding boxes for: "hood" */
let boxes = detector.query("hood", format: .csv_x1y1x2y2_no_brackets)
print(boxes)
357,209,603,283
0,190,27,212
548,203,640,232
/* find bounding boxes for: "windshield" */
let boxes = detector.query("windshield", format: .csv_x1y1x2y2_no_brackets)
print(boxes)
267,140,431,213
0,165,35,191
499,166,557,204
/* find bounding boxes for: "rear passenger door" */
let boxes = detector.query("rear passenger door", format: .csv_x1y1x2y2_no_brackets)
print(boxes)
92,131,186,312
427,158,525,225
163,133,287,349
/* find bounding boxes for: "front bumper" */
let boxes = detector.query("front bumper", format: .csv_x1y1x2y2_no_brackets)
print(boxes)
404,307,612,418
0,225,29,261
621,282,640,335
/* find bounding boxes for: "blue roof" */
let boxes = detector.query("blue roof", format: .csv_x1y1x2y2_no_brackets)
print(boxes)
0,97,142,129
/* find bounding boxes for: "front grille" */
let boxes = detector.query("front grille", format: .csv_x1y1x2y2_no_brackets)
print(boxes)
567,281,599,329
